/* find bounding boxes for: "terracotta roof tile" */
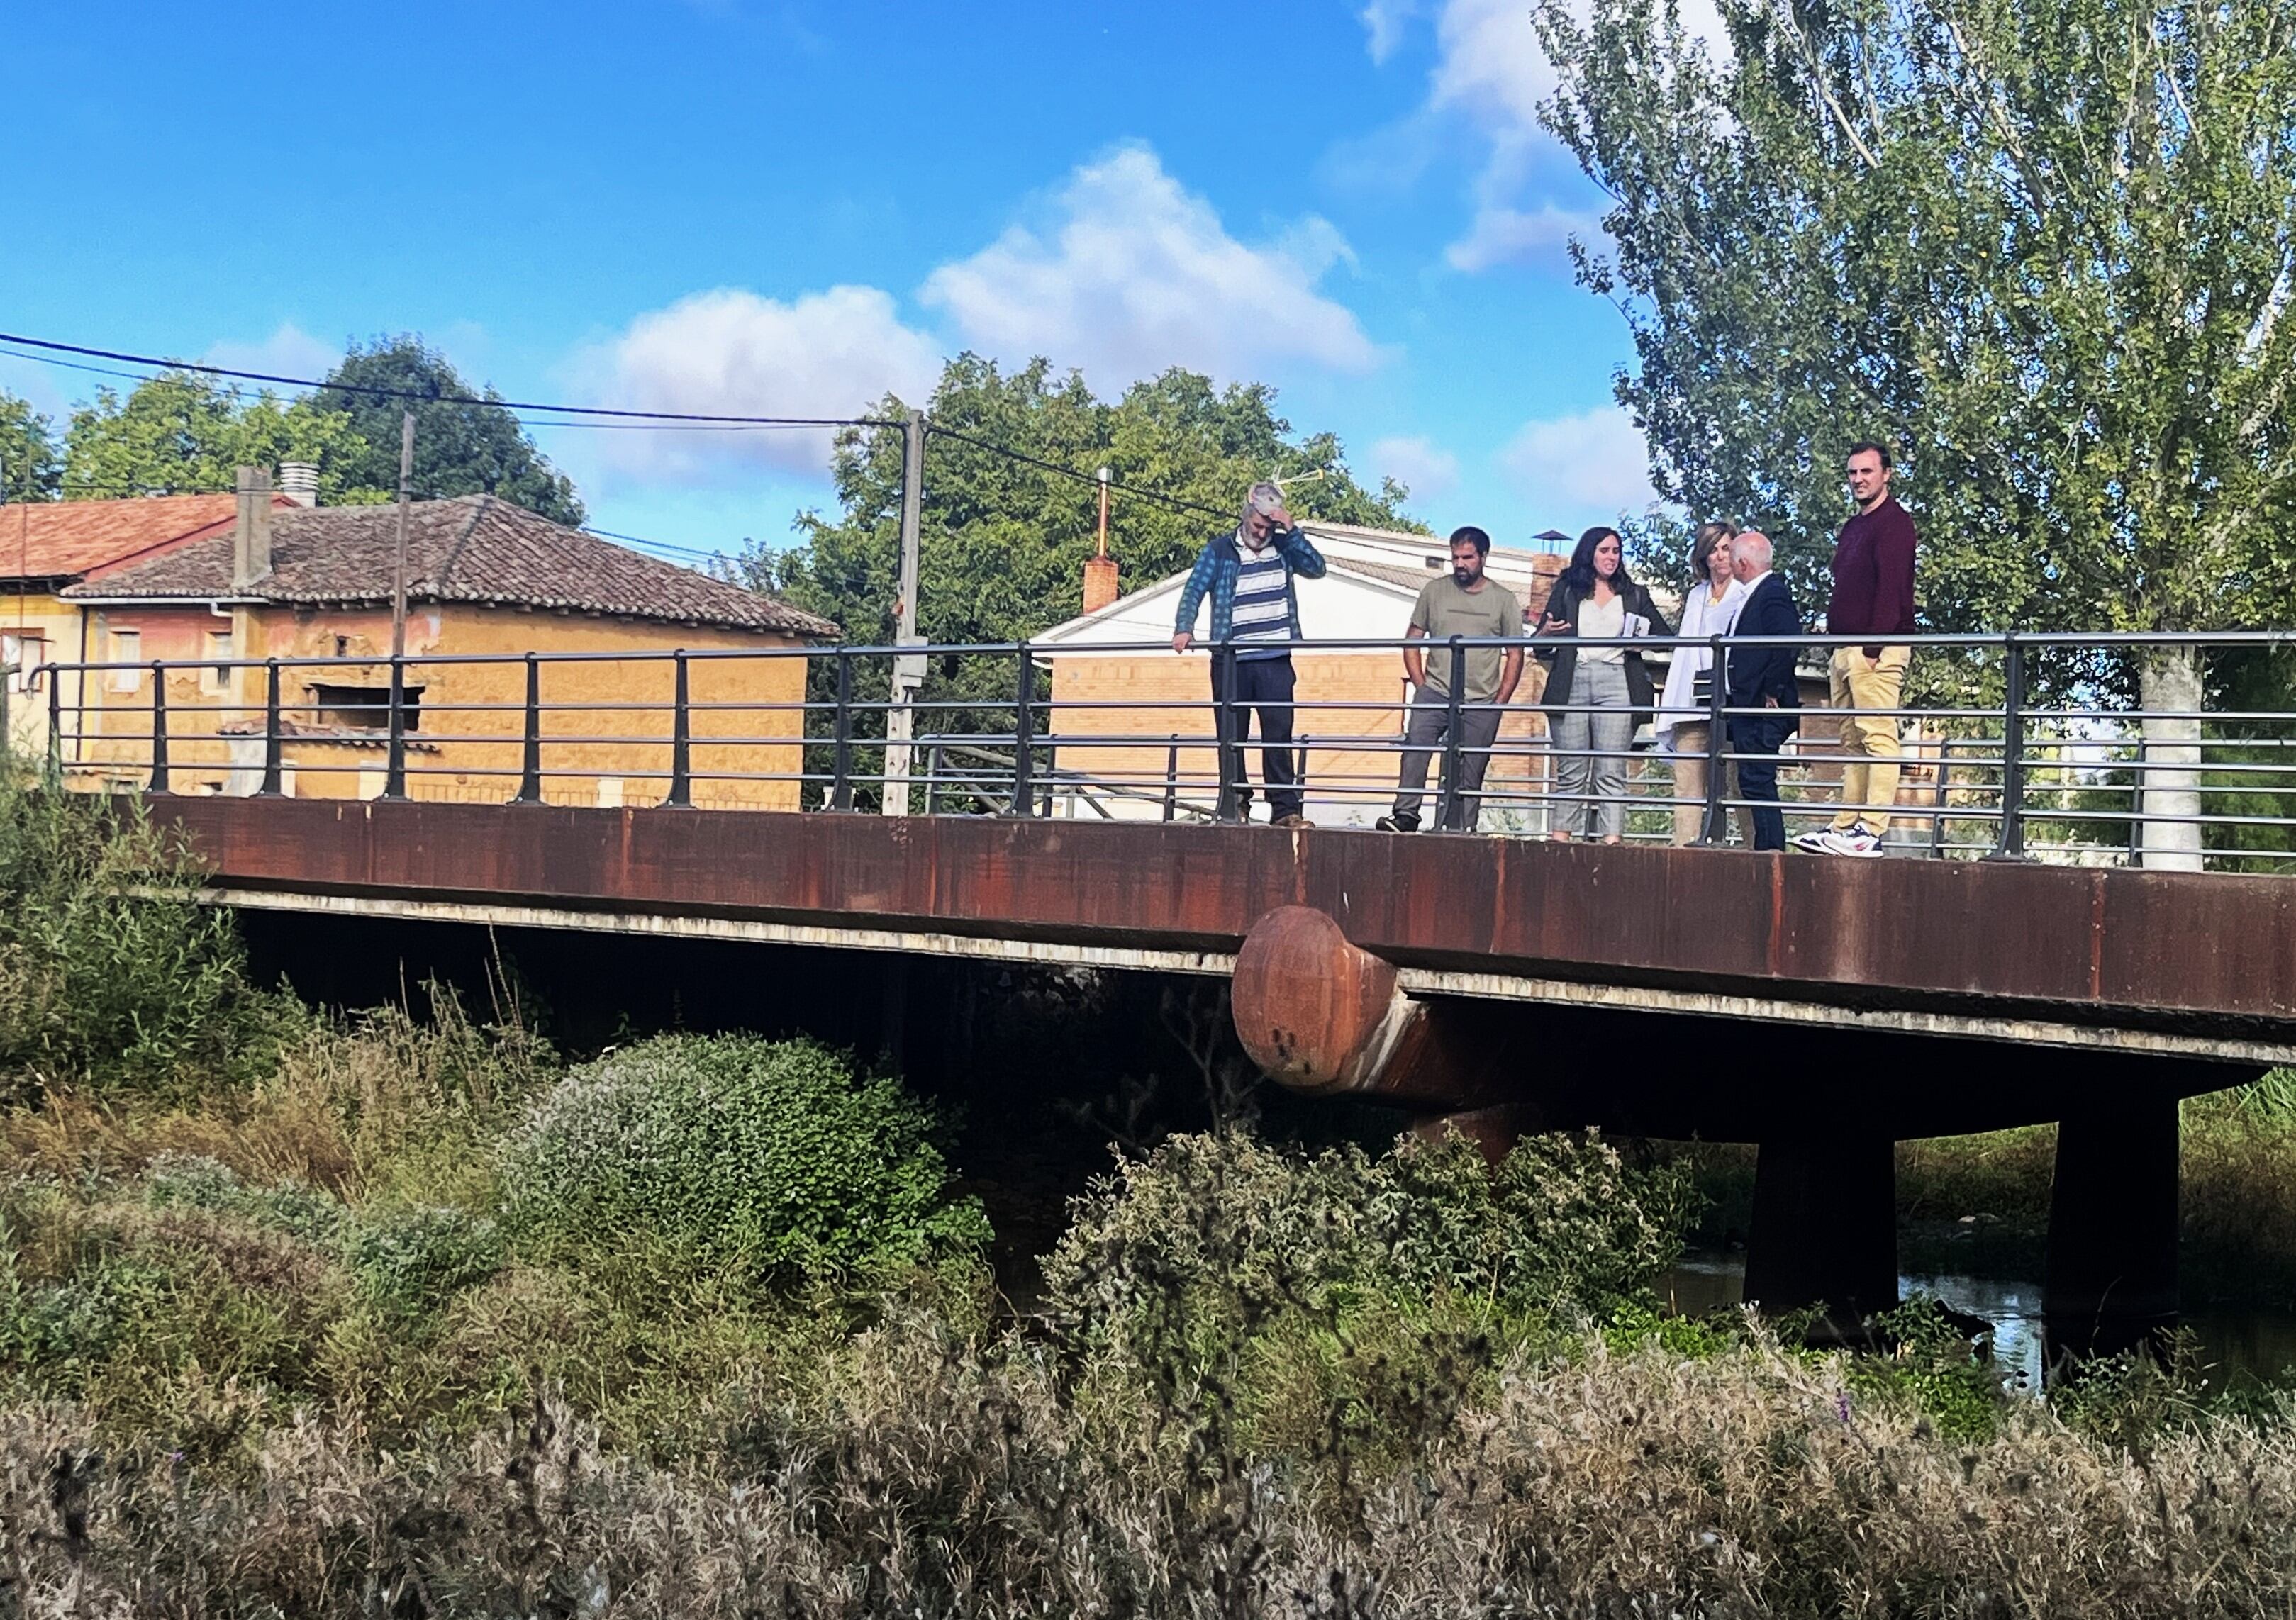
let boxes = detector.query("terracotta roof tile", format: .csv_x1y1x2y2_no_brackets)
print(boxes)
0,494,247,583
62,495,840,639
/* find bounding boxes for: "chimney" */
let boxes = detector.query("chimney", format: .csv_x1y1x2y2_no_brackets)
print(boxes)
1083,554,1121,615
1083,464,1120,613
277,462,319,507
233,466,274,588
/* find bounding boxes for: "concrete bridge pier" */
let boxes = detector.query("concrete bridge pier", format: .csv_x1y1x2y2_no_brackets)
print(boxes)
2044,1092,2180,1358
1741,1135,1899,1333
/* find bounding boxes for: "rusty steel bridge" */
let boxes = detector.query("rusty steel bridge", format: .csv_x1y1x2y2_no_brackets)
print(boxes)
27,623,2296,1354
145,789,2296,1355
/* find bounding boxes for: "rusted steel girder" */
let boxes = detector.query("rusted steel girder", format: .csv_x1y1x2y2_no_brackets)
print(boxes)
1232,905,1515,1108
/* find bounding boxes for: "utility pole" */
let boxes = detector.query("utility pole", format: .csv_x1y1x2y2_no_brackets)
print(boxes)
390,413,414,659
880,408,927,815
382,413,415,799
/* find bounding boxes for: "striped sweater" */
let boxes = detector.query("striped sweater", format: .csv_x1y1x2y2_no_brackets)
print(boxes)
1172,525,1327,654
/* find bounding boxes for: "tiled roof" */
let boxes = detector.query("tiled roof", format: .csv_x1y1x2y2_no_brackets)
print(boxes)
0,493,247,584
1330,554,1565,616
64,495,840,638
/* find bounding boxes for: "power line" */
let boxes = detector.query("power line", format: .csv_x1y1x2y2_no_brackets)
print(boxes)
923,422,1232,523
0,330,900,429
4,328,1278,545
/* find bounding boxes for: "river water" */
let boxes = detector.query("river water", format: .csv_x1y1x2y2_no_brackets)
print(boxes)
1664,1253,2296,1391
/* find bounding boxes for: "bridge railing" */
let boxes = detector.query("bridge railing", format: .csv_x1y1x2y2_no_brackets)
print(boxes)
13,629,2296,870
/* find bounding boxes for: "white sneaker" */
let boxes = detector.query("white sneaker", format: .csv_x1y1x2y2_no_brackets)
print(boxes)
1789,829,1830,853
1817,827,1884,857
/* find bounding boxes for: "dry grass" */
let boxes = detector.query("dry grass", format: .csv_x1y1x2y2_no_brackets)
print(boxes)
0,1322,2290,1617
0,993,543,1200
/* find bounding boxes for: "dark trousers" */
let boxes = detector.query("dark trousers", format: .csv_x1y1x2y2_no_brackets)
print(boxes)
1393,687,1504,830
1212,653,1301,820
1730,711,1793,851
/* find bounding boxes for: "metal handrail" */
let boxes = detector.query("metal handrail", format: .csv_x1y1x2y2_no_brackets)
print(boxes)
10,628,2295,871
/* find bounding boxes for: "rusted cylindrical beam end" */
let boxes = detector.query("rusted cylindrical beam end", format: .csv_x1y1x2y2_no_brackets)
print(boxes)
1232,905,1532,1117
1232,905,1401,1093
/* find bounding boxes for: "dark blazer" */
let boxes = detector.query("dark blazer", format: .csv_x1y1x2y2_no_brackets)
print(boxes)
1533,577,1676,730
1725,571,1802,727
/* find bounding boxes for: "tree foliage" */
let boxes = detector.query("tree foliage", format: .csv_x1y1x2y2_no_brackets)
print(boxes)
0,392,61,501
313,337,585,526
752,354,1420,651
1537,0,2296,640
62,374,381,504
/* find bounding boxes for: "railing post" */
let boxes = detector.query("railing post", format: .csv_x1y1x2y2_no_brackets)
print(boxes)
1986,633,2032,861
1928,737,1955,858
513,653,544,804
1163,734,1181,822
1010,643,1037,816
1698,632,1729,844
45,666,62,779
1214,642,1241,822
828,649,856,811
259,659,283,795
381,654,408,800
923,740,943,815
147,661,169,794
1437,636,1467,830
666,649,693,807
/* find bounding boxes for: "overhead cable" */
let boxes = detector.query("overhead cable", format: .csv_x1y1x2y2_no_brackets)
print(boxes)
0,330,899,428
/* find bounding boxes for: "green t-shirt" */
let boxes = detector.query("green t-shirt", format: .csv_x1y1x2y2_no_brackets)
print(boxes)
1410,574,1525,701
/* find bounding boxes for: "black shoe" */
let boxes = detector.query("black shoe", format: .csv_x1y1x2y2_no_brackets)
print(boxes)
1374,814,1420,833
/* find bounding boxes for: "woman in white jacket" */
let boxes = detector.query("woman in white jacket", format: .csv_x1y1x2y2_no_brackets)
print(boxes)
1656,521,1748,844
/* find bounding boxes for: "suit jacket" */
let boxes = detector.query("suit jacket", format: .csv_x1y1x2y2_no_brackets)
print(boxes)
1726,572,1802,729
1533,577,1675,728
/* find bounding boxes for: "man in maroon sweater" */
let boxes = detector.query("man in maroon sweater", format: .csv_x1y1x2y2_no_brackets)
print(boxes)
1798,440,1917,856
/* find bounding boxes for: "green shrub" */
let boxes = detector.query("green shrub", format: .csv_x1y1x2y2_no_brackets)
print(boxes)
1043,1129,1690,1369
144,1153,345,1243
0,781,277,1100
496,1034,989,1283
342,1206,504,1314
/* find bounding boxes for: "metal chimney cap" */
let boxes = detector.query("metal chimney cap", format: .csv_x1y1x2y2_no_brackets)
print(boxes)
278,462,320,506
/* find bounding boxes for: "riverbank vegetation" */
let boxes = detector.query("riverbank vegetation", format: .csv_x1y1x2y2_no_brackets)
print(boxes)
5,780,2296,1614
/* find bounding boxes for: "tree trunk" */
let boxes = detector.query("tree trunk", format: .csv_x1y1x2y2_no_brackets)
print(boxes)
2138,646,2204,873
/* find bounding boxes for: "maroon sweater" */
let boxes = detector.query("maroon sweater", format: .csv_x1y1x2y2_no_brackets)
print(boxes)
1827,496,1918,657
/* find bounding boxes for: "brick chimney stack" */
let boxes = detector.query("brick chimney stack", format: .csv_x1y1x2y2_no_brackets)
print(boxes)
232,466,274,588
1083,554,1121,614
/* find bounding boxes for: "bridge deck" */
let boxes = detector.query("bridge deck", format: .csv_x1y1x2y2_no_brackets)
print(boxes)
148,796,2296,1078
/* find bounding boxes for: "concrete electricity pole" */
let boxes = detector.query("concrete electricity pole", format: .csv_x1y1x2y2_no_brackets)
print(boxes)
389,413,414,659
879,408,927,815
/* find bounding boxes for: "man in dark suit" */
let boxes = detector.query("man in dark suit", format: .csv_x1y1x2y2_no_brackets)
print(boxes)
1724,532,1802,851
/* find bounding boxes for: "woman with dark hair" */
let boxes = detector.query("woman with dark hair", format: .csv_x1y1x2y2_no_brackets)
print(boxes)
1534,526,1674,842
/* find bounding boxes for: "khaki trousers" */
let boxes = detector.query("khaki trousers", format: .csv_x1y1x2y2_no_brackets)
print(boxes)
1668,723,1746,845
1828,645,1910,834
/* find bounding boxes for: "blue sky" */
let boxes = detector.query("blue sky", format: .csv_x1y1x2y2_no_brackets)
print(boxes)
0,0,1659,561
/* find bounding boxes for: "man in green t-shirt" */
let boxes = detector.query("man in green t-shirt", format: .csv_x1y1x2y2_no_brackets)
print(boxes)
1376,526,1526,832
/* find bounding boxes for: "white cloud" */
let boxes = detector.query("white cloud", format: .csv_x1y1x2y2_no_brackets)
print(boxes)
1498,406,1656,514
1371,434,1461,500
581,286,940,480
1366,0,1729,273
1430,0,1560,131
1444,199,1598,273
202,323,338,388
1359,0,1425,63
920,145,1388,387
